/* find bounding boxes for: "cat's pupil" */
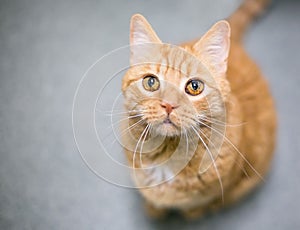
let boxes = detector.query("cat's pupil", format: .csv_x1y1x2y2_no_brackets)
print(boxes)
148,77,155,87
191,81,199,90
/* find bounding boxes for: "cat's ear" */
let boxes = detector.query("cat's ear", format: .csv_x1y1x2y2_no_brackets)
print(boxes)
130,14,161,45
193,20,231,78
130,14,162,65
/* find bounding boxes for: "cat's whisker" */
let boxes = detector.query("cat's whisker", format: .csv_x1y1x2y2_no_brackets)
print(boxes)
198,115,246,127
104,118,145,146
183,128,189,161
139,124,151,168
96,109,130,116
102,114,143,137
132,124,151,181
191,126,224,203
102,114,145,134
199,125,251,179
197,126,220,163
103,109,146,117
98,101,142,115
193,123,250,180
104,112,138,117
200,118,249,178
186,128,198,150
196,120,265,182
236,160,250,179
119,118,145,135
108,114,144,129
175,112,189,161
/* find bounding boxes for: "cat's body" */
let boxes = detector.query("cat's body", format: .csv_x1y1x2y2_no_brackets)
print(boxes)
121,0,276,219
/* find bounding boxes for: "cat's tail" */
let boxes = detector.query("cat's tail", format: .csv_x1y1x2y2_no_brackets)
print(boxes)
227,0,272,41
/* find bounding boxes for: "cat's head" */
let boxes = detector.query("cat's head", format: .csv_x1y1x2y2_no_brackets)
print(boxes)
122,14,231,137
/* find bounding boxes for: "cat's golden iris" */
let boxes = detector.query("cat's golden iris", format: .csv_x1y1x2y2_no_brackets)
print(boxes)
185,79,205,96
142,75,160,91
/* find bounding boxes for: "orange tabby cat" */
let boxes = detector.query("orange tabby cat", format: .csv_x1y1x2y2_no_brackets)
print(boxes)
121,0,276,219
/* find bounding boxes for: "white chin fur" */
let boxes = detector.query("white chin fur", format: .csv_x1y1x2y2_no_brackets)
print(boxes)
154,123,181,137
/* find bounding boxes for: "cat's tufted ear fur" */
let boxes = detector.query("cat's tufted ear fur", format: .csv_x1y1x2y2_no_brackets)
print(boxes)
130,14,162,65
193,21,231,78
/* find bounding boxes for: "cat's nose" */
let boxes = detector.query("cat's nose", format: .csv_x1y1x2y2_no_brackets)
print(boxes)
160,102,177,115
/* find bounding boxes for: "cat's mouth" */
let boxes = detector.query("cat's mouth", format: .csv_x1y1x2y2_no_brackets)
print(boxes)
156,117,180,136
163,118,175,125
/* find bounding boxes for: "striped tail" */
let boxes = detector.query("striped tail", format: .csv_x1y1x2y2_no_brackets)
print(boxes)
227,0,272,41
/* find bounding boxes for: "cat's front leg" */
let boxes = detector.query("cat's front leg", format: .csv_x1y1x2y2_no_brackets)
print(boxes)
144,201,169,219
181,206,205,220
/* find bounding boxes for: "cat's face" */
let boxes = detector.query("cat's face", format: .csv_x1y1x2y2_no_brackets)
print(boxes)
122,14,231,137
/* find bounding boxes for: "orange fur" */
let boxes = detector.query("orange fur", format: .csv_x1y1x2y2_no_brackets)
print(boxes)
121,0,276,219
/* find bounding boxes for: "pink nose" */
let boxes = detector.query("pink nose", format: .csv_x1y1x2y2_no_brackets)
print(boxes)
161,102,176,114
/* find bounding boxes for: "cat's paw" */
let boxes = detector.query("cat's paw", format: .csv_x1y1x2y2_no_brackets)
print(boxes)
144,202,168,219
181,207,205,220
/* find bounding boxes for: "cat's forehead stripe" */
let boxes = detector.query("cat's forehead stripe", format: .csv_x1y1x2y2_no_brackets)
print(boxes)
157,51,194,80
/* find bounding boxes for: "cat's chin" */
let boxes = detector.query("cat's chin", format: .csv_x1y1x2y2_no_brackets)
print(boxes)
155,122,181,137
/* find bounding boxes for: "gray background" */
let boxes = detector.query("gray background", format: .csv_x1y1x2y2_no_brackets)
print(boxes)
1,0,300,229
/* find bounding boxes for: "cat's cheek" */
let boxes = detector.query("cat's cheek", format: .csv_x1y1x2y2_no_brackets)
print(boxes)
123,91,137,108
215,77,231,102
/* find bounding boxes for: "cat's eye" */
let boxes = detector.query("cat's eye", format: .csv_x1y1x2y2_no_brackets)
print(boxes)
185,79,205,96
142,75,160,92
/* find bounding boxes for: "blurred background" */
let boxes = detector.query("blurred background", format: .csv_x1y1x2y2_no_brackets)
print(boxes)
1,0,300,229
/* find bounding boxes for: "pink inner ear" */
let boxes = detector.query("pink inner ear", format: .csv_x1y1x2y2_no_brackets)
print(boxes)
130,14,162,46
129,14,162,66
192,21,231,78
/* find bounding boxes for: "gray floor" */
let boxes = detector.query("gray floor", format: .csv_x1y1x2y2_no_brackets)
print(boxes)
1,0,300,229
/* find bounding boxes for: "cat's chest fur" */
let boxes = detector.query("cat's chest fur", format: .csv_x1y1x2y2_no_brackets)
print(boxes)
124,95,244,209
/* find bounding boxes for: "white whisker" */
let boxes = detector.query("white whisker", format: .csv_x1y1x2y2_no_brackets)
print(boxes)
104,118,145,146
139,124,151,168
191,126,224,203
198,115,246,127
133,124,151,181
109,114,144,128
197,125,250,179
183,128,189,160
196,120,264,181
